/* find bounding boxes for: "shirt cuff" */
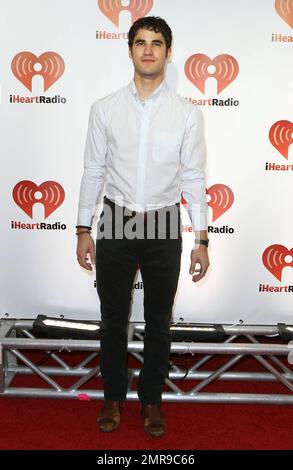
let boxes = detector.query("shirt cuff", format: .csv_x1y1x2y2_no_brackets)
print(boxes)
188,208,208,232
77,208,93,228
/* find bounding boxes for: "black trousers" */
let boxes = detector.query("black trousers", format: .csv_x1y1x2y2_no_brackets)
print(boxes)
95,199,182,404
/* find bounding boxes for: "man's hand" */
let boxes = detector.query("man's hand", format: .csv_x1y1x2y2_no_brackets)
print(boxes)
76,232,96,271
189,245,210,283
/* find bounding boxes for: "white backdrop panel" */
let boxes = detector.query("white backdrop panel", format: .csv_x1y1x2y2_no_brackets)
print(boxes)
0,0,292,323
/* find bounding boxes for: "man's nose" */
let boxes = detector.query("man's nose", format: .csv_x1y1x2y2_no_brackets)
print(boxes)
144,44,154,55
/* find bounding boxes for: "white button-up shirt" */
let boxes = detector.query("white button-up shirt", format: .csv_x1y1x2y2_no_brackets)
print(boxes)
77,80,208,231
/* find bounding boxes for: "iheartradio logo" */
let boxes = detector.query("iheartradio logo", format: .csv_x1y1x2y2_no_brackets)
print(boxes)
13,181,65,219
181,184,234,222
98,0,153,27
263,245,293,282
11,52,65,92
269,120,293,159
275,0,293,28
207,184,234,222
185,54,239,94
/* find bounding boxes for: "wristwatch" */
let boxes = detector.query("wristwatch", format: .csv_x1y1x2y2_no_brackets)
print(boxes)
194,238,209,247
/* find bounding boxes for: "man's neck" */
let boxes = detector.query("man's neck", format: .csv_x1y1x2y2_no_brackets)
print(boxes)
133,74,165,100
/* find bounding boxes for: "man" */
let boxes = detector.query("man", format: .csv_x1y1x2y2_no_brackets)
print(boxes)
76,16,209,437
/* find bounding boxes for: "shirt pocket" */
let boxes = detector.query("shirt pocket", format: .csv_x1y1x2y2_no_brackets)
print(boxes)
153,132,181,163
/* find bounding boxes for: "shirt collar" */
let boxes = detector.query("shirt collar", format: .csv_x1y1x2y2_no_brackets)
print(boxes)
128,79,168,101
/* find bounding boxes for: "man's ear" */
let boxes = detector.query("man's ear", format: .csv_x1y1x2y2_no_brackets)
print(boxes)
128,48,133,60
167,47,172,61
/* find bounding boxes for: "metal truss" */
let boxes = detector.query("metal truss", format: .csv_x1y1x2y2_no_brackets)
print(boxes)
1,319,293,404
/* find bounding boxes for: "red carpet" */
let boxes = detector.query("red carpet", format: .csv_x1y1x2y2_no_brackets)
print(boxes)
0,352,292,450
0,398,292,450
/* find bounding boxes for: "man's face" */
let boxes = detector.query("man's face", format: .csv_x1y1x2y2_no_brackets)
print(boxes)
129,28,171,78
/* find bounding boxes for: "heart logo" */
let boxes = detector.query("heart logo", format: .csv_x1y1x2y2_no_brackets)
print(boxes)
207,184,234,222
13,180,65,218
98,0,153,27
181,184,234,222
269,120,293,159
263,245,293,281
11,51,65,92
275,0,293,28
185,54,239,94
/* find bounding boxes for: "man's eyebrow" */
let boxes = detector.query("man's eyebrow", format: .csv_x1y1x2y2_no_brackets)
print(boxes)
134,39,164,44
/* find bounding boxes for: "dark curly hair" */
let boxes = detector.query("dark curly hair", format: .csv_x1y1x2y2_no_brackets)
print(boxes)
128,16,172,54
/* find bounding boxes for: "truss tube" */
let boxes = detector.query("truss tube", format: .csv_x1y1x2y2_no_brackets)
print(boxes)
0,322,14,338
189,335,238,372
10,349,62,392
70,366,100,392
10,366,293,382
190,354,243,394
1,338,292,356
75,352,99,369
6,366,293,383
1,320,292,404
2,327,17,388
267,356,293,375
1,388,293,404
245,334,293,375
253,354,293,392
22,329,70,370
246,335,293,392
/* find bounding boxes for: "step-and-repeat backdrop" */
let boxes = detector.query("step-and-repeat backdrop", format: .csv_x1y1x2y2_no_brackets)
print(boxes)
0,0,292,324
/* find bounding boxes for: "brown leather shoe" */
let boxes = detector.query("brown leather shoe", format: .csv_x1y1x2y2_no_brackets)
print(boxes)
97,400,123,432
142,404,166,437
